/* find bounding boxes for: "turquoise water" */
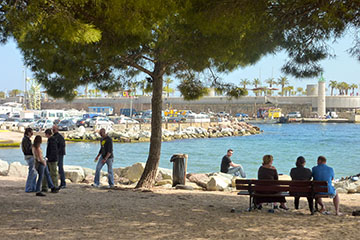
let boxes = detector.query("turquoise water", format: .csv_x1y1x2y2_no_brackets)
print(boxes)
1,123,359,178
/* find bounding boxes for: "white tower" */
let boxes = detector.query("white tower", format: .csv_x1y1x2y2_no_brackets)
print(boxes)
317,75,326,117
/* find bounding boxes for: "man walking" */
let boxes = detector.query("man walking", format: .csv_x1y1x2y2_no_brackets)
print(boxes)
92,128,114,188
220,149,246,177
21,127,37,192
312,156,342,216
42,129,59,192
53,125,66,188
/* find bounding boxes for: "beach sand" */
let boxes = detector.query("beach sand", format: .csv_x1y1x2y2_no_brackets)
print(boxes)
1,176,360,240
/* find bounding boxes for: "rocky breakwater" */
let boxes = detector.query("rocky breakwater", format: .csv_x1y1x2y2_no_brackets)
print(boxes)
334,174,360,194
66,122,261,143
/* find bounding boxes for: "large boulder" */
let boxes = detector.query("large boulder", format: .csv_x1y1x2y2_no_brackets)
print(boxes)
157,167,172,180
206,174,232,191
0,159,9,176
125,162,145,182
8,162,28,178
83,167,95,177
113,167,127,178
64,165,85,183
187,173,210,188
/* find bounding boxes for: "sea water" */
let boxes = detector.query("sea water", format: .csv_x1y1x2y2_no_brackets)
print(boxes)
1,123,359,179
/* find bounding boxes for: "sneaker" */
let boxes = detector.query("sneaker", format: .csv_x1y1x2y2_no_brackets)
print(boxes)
41,189,48,193
106,185,115,189
36,192,46,197
51,187,59,193
91,184,100,188
60,185,66,189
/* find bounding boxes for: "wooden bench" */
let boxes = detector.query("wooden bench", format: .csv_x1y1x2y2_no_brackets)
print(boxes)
235,179,331,215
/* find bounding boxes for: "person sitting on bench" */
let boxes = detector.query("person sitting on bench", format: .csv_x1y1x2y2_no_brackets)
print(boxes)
255,155,288,210
290,156,313,212
312,156,342,215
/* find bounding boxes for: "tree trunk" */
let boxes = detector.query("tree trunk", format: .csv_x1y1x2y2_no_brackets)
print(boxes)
136,62,164,189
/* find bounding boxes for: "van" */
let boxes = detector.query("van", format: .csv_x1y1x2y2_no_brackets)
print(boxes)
41,110,69,122
120,108,137,117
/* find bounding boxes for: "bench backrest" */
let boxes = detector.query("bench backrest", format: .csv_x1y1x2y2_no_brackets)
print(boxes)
235,179,328,194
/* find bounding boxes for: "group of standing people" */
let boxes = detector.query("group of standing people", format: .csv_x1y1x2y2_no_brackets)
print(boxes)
220,150,341,215
21,125,66,196
22,126,114,195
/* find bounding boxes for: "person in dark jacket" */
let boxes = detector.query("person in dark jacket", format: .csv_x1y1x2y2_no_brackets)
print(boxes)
53,125,66,188
290,156,313,212
21,127,37,192
42,129,59,192
92,128,114,188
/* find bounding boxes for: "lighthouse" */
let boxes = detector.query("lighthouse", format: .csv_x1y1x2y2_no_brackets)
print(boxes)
317,74,326,117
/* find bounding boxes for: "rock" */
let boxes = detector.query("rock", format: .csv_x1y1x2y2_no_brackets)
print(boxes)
118,177,131,185
156,179,173,186
161,184,173,189
125,162,145,182
278,174,291,180
0,159,9,176
336,188,347,194
157,167,172,180
64,165,85,183
8,162,28,178
348,188,357,194
187,173,210,188
175,184,193,190
113,167,127,178
206,175,232,191
83,175,94,184
83,167,95,177
231,176,246,188
100,176,108,184
185,180,204,190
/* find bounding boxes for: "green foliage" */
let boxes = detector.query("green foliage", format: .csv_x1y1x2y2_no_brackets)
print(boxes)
178,79,209,101
0,91,5,98
8,89,22,97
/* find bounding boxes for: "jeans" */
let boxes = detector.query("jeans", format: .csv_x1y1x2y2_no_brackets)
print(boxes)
24,156,37,192
94,157,114,186
227,165,246,178
58,155,66,187
36,164,55,192
42,161,58,191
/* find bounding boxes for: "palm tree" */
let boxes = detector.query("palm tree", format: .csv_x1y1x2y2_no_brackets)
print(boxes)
296,87,304,96
343,82,350,95
350,83,358,96
252,78,261,96
163,78,174,97
277,76,289,96
288,86,294,96
265,78,276,96
329,80,337,96
9,89,22,97
240,78,251,89
138,79,147,95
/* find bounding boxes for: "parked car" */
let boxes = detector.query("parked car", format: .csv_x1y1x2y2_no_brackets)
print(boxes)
2,118,20,128
167,115,186,123
18,118,35,128
0,114,8,126
287,111,301,118
76,118,87,127
30,119,54,131
58,119,77,131
89,117,113,128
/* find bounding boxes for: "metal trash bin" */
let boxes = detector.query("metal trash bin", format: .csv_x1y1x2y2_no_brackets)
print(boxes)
170,154,188,187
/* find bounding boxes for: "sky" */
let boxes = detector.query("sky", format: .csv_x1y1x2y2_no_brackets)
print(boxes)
0,33,359,96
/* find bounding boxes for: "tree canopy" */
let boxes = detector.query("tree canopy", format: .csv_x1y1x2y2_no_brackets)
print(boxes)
1,0,359,188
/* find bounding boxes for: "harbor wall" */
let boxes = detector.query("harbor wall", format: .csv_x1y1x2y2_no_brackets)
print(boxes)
40,96,360,117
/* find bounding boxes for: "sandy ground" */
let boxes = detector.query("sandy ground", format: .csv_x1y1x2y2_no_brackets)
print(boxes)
0,130,24,143
1,176,360,240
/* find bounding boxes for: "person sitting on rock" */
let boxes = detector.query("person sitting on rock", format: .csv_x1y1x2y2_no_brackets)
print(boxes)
220,149,246,177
